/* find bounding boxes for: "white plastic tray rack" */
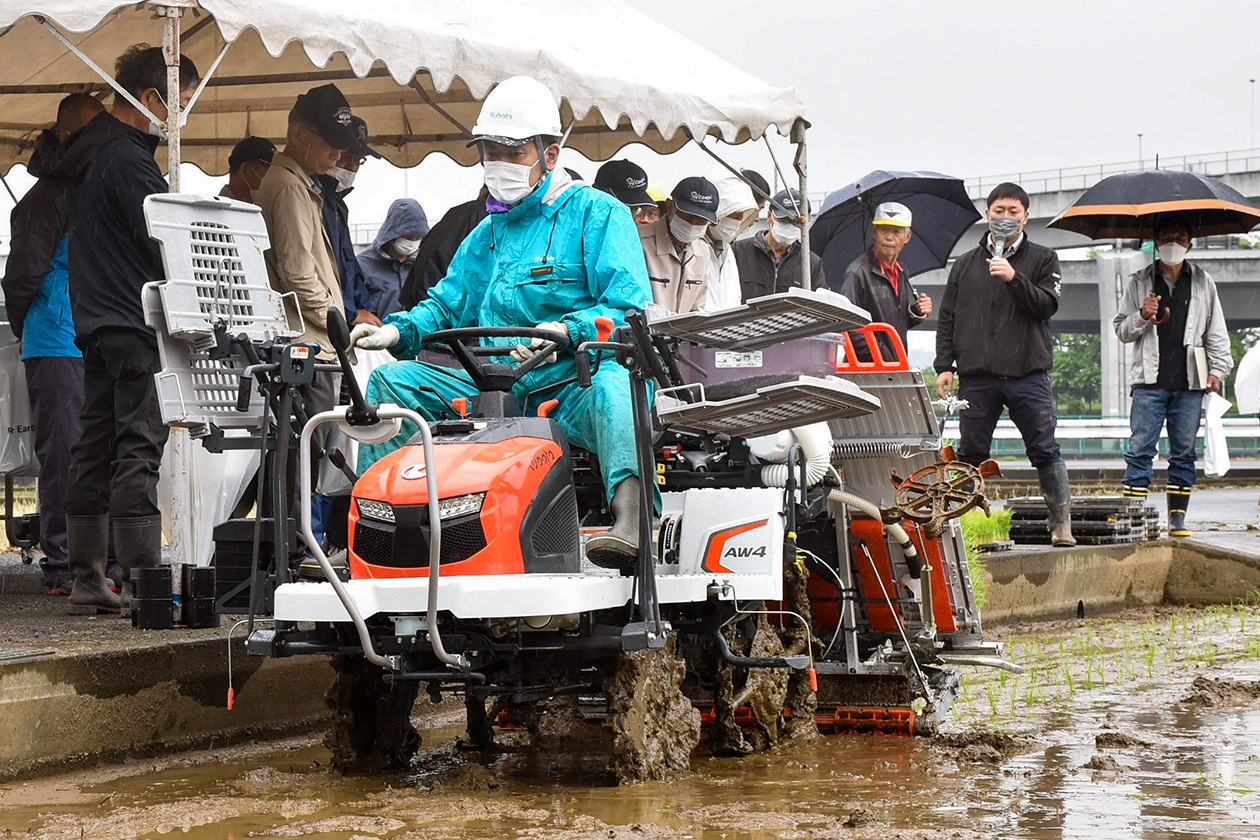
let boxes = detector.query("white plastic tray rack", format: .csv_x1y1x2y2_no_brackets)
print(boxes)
656,375,881,437
647,287,870,351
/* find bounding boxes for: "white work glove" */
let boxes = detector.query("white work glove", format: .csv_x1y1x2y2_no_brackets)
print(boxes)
509,320,568,364
348,323,399,365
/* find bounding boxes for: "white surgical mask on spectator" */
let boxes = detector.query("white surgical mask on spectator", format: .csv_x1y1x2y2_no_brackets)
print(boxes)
328,166,356,192
1157,242,1188,266
770,218,802,246
668,213,708,244
483,160,539,205
147,91,169,141
392,237,421,258
712,216,742,243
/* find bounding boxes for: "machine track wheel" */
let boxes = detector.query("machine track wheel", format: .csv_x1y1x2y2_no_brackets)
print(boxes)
605,634,700,782
324,654,421,774
708,613,790,755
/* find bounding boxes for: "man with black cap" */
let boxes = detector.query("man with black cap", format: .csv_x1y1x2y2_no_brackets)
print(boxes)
319,115,381,329
220,136,275,204
594,159,657,224
255,83,356,537
637,176,719,313
732,188,823,301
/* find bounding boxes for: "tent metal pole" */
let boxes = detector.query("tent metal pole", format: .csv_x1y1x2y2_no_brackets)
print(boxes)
35,16,161,122
161,5,184,190
793,119,811,290
0,172,17,204
690,136,776,211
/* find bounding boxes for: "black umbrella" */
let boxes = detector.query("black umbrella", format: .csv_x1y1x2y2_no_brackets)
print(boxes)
1047,169,1260,239
810,170,982,285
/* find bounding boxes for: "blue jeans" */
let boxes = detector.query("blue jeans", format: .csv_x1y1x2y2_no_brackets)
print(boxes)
1122,387,1203,489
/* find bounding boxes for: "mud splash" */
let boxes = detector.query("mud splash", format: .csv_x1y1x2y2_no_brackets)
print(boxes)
3,602,1260,839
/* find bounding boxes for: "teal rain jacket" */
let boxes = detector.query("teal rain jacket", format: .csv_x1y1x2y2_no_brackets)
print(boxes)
361,168,652,502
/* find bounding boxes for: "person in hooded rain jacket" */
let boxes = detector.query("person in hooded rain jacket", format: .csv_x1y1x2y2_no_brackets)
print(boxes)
2,94,105,595
349,75,651,571
357,198,430,317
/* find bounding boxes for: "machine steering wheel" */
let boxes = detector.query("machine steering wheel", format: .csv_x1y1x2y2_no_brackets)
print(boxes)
421,326,570,392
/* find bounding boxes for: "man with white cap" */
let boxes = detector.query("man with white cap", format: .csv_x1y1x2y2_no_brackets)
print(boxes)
835,201,932,362
349,75,652,571
638,176,720,313
701,169,758,311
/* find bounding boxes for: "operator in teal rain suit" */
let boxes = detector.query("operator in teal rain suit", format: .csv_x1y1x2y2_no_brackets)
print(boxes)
349,76,651,571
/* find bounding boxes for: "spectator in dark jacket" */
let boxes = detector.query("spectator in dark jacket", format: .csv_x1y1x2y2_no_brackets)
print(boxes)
219,135,274,204
398,187,488,309
835,201,932,363
317,117,381,328
358,198,429,317
1,93,104,595
732,188,824,300
52,44,200,614
933,181,1074,546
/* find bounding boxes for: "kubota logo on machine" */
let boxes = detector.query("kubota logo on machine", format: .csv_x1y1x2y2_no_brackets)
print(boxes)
528,449,556,471
401,464,427,480
702,519,769,573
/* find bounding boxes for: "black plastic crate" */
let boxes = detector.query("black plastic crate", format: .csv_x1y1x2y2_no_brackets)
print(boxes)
212,518,295,615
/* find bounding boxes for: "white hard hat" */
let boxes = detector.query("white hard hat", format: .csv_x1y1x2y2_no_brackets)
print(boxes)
470,76,562,145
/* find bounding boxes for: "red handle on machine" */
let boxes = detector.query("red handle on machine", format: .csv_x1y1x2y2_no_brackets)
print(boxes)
594,316,614,343
835,324,911,372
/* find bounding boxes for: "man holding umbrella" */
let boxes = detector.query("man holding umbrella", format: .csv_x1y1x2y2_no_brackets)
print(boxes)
934,182,1076,547
835,201,932,361
1113,215,1232,538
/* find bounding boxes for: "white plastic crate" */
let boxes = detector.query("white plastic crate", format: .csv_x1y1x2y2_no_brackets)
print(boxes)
656,375,881,437
144,194,300,351
142,194,299,435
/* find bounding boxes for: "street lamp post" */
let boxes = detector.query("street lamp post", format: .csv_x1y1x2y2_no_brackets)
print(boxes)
1250,78,1255,154
1137,133,1143,169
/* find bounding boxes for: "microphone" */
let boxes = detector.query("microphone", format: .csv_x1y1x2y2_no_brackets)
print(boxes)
989,217,1021,260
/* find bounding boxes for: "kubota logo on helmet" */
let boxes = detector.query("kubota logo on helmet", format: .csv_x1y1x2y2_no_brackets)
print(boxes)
487,110,514,121
690,191,715,205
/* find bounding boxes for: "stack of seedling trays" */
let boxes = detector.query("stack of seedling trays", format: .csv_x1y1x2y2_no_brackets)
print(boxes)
1006,495,1159,546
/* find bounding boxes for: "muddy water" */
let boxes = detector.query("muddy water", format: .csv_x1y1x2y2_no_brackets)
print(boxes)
3,603,1260,839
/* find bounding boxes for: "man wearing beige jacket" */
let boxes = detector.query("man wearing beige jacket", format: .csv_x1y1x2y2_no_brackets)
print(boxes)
256,83,356,537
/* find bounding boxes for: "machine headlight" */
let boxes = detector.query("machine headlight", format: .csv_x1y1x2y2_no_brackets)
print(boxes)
438,492,485,520
356,498,396,523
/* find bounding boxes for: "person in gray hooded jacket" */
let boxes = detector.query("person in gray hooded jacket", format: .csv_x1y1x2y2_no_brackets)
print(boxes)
357,198,430,317
1113,214,1233,538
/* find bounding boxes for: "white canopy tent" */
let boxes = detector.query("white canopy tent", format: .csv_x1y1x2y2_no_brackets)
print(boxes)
0,0,807,175
0,0,812,565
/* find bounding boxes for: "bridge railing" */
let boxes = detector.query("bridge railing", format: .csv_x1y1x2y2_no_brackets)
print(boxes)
941,416,1260,458
964,148,1260,201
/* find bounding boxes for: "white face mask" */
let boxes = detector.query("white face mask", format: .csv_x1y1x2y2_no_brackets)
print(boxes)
147,90,169,141
1158,242,1188,266
392,237,421,258
483,159,540,205
712,216,742,243
668,212,708,244
328,166,356,192
770,218,802,246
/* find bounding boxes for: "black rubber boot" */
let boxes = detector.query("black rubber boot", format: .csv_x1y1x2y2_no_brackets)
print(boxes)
585,477,641,574
114,515,164,614
1037,462,1076,547
1167,485,1192,538
67,514,122,615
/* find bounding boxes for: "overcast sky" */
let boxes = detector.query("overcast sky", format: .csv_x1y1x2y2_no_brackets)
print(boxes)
345,0,1260,227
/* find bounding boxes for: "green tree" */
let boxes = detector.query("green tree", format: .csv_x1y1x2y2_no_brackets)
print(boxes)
1049,332,1102,416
